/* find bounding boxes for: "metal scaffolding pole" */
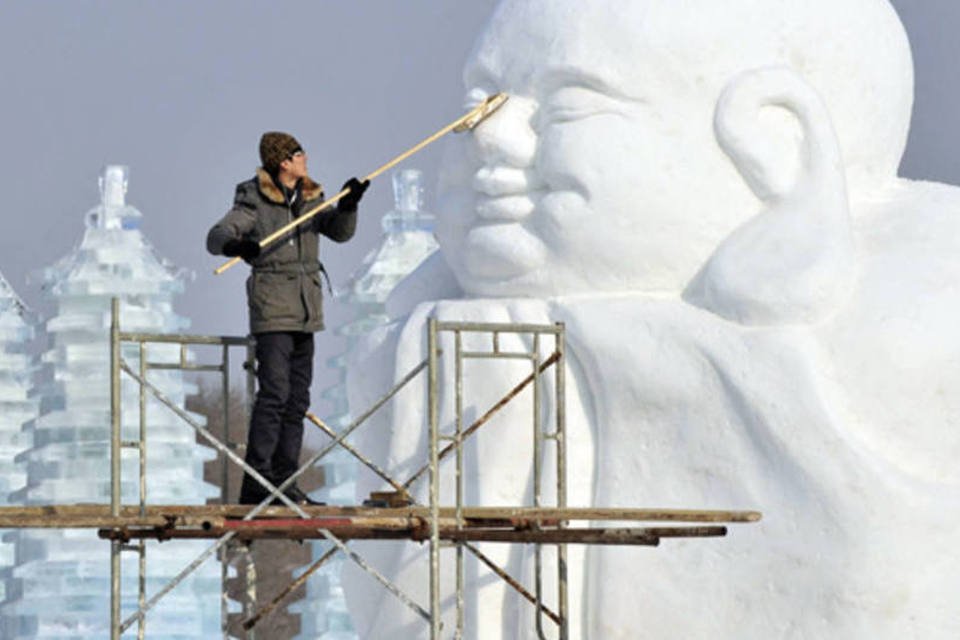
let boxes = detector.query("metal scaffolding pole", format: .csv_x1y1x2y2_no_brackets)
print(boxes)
110,298,122,640
428,318,442,639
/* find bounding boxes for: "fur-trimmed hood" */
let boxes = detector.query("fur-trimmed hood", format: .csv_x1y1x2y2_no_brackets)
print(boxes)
255,167,323,204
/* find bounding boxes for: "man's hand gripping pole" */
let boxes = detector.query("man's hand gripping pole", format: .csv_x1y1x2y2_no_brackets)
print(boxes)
214,93,509,275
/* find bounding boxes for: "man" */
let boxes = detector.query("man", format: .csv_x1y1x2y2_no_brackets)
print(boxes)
207,131,368,505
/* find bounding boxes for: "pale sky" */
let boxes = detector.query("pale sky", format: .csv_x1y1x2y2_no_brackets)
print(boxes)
0,0,956,414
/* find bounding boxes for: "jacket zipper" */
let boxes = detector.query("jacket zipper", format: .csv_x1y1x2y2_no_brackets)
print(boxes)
290,196,314,327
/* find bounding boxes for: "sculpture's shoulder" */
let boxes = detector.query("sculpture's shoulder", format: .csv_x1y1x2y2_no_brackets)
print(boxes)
346,299,442,395
855,179,960,258
346,252,462,405
385,252,463,319
847,179,960,323
825,179,960,482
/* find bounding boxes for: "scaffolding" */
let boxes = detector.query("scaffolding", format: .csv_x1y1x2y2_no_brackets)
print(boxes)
0,298,761,639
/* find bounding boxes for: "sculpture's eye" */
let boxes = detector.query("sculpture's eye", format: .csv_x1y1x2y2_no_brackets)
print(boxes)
541,86,621,123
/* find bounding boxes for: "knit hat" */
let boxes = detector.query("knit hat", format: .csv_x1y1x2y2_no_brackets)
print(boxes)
259,131,302,174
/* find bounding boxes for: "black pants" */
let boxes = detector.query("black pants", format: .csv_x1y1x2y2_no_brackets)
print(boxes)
239,331,314,502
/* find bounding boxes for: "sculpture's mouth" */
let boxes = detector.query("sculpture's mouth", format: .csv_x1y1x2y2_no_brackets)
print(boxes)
475,193,539,222
471,166,541,224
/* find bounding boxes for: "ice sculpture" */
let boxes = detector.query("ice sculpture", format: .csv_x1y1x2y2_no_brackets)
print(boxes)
0,274,37,630
1,166,221,638
344,1,960,638
296,169,437,640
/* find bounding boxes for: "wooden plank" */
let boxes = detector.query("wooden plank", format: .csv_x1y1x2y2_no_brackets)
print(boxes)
98,525,727,545
0,504,761,528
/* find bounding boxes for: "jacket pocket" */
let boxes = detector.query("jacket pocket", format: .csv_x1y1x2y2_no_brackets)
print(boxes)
250,271,301,327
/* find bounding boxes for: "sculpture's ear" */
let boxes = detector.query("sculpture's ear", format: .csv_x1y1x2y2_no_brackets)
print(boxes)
683,66,854,325
713,66,846,203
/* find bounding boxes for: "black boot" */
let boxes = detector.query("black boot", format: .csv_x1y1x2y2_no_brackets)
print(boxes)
284,484,326,506
238,474,280,505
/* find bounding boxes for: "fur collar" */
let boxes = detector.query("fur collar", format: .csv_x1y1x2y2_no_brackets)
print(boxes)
255,167,323,204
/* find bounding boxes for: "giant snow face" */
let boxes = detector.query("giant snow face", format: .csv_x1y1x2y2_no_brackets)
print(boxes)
435,0,912,298
345,1,960,638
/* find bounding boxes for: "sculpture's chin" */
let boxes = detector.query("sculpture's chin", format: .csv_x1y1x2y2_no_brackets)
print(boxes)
458,274,547,298
460,222,547,282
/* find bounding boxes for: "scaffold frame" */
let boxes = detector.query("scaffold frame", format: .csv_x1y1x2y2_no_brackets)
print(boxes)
426,318,569,639
0,299,761,639
108,299,436,638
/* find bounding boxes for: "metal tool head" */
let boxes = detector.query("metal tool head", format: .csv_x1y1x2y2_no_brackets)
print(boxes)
453,93,509,133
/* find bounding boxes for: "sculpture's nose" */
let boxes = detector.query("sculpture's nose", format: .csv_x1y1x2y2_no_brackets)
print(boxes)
471,95,538,168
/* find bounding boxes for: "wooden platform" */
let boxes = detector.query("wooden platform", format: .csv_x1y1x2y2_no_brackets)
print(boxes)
0,504,761,545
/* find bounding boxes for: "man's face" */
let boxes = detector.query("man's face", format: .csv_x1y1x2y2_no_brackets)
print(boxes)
280,150,308,181
436,1,765,297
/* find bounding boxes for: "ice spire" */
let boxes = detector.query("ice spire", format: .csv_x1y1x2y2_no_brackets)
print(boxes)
343,168,438,309
295,169,438,639
1,166,220,638
0,272,37,630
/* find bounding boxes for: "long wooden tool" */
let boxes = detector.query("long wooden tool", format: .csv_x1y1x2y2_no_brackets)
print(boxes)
214,93,509,275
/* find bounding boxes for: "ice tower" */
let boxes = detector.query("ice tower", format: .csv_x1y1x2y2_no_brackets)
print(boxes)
295,169,437,639
0,274,38,627
1,166,220,638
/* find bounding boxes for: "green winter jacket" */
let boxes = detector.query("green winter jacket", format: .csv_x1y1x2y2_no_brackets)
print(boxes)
206,168,357,334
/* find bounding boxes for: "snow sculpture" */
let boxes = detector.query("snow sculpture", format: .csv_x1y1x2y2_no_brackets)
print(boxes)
2,166,221,638
297,169,437,640
344,1,960,638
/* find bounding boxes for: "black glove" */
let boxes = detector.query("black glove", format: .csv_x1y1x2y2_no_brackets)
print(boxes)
222,238,261,261
338,177,370,210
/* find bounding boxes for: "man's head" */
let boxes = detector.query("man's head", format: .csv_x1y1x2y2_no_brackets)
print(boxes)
259,131,308,182
436,0,912,297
